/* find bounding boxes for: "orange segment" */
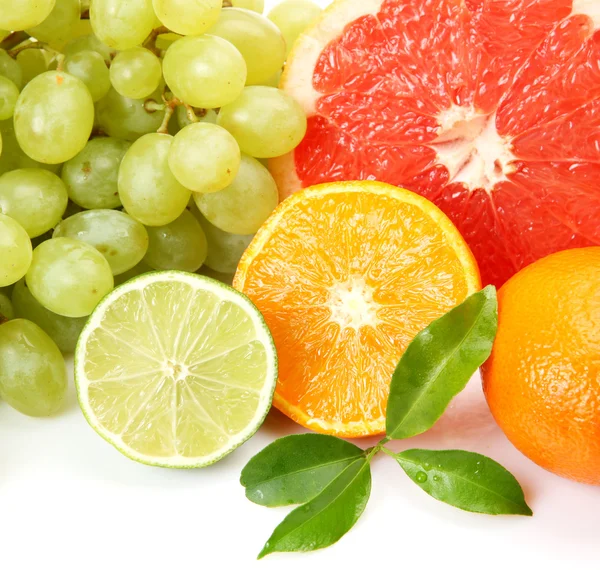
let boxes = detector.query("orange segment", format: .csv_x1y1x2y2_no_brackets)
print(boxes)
234,181,481,437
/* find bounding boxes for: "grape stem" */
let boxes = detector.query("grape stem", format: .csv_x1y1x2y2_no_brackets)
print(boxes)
55,54,65,72
8,41,56,58
0,314,6,326
0,31,30,52
142,26,171,56
222,0,232,6
185,104,199,124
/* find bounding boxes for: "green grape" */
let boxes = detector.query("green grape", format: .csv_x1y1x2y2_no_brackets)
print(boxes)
0,49,23,89
152,0,221,36
0,120,60,175
163,35,247,109
169,123,240,194
26,0,80,48
175,106,218,130
64,33,113,63
0,76,19,120
231,0,264,13
113,260,154,286
95,87,164,141
0,0,56,31
90,0,156,50
0,169,68,237
217,86,307,158
118,133,191,226
194,154,277,234
195,209,253,274
16,49,49,85
110,47,162,100
62,137,129,209
0,213,33,287
0,291,14,319
54,210,149,275
268,0,322,56
26,237,114,318
11,279,86,352
208,8,285,86
263,68,281,87
64,50,111,102
0,318,67,416
144,210,207,272
14,71,94,164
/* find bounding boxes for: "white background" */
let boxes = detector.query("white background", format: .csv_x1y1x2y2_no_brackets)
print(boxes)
2,1,600,568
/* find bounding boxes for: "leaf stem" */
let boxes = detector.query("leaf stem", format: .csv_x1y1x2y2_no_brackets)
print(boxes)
380,446,397,458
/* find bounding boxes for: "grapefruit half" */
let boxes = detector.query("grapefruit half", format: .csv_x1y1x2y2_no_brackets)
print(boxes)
271,0,600,287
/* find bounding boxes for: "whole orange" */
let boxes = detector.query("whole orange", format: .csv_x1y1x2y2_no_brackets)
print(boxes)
482,247,600,485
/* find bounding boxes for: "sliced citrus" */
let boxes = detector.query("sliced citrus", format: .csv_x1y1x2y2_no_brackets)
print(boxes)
234,181,481,437
272,0,600,288
75,271,277,468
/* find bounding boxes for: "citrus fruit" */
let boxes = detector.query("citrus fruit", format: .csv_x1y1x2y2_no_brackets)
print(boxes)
482,247,600,485
75,271,277,468
271,0,600,288
234,181,481,437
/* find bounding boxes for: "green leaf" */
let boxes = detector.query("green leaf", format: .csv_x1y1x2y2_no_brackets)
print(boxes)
241,434,364,507
395,449,532,516
258,457,371,558
386,285,498,440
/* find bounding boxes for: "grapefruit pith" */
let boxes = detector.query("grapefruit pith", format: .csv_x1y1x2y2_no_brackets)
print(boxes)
272,0,600,288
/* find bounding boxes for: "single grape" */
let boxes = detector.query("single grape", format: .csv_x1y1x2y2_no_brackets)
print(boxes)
0,49,23,89
0,169,68,237
217,86,307,158
16,49,49,85
14,71,94,164
95,86,164,141
0,318,67,417
231,0,264,13
144,210,208,272
152,0,221,36
262,69,281,87
268,0,323,56
26,0,80,48
194,154,278,234
110,47,162,100
54,210,149,275
118,133,191,226
208,8,285,86
176,106,218,130
163,35,247,109
0,213,33,287
27,237,114,318
64,50,111,102
0,291,14,319
0,76,19,120
64,33,113,63
61,137,130,209
113,260,154,286
0,0,56,31
168,123,240,194
90,0,156,50
11,279,85,352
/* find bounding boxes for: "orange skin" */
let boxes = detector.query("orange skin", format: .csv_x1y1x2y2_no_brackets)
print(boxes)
482,247,600,485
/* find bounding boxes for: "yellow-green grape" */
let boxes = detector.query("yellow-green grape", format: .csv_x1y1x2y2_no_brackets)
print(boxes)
0,49,23,89
0,0,56,31
113,260,154,286
152,0,221,36
0,319,67,416
26,237,114,318
209,8,285,86
0,291,14,319
16,49,49,85
62,137,129,209
0,213,33,287
11,279,86,352
231,0,263,13
0,76,19,120
263,69,281,87
110,47,162,100
14,71,94,164
268,0,322,56
176,106,217,129
54,210,149,275
64,50,111,102
95,87,164,141
118,133,191,226
0,169,68,237
169,123,240,194
163,35,247,109
64,33,113,63
194,154,277,234
26,0,81,47
90,0,156,50
217,86,307,158
144,209,207,272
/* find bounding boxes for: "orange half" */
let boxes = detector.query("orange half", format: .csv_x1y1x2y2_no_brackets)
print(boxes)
234,181,480,437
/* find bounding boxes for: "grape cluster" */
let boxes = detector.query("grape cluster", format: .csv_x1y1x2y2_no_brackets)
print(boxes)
0,0,322,417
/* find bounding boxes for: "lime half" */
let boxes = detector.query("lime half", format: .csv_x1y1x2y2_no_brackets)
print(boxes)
75,271,277,468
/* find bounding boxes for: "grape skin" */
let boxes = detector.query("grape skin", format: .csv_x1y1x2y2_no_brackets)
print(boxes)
26,0,81,48
64,50,112,102
0,76,19,120
0,0,56,31
0,290,14,320
110,48,163,100
0,213,33,287
153,0,221,36
0,49,23,89
268,0,323,56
